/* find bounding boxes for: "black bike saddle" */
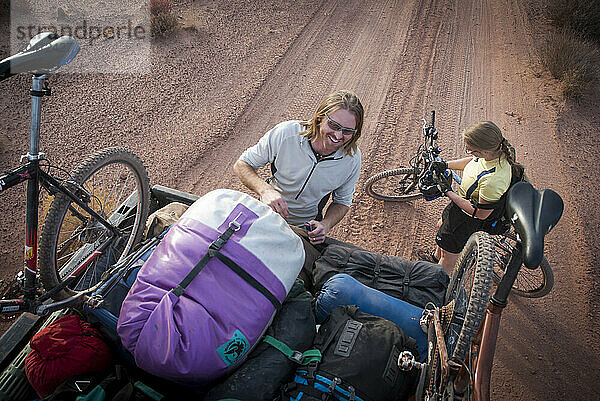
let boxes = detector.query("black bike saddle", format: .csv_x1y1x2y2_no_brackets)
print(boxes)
506,181,564,268
0,32,79,81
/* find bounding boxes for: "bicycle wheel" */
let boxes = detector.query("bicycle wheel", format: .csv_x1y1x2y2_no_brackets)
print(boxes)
444,231,494,363
39,147,150,300
492,229,554,298
364,167,424,201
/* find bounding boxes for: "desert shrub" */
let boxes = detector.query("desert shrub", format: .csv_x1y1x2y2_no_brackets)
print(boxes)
151,12,178,37
546,0,600,44
150,0,172,16
149,0,177,38
539,30,600,99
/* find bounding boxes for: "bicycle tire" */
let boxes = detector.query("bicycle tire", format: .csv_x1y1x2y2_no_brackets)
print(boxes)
39,147,150,300
364,167,424,201
444,231,494,364
492,230,554,298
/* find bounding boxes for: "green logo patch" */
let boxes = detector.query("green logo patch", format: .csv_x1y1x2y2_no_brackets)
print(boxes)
216,329,250,366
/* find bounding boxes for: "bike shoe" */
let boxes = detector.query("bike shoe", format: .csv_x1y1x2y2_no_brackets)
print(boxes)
415,248,439,263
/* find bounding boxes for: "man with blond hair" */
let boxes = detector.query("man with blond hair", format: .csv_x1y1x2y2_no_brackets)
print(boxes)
234,90,363,245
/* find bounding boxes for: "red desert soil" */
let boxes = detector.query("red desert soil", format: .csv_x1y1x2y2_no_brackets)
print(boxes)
1,0,599,399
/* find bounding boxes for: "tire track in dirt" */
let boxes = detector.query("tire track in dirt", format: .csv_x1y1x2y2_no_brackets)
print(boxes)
177,0,364,190
352,0,451,256
354,0,485,257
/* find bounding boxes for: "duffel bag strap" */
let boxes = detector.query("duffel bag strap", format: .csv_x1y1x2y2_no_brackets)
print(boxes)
214,252,282,310
372,253,382,287
320,246,351,268
171,221,240,297
263,335,322,365
401,262,414,300
284,372,363,401
171,220,283,311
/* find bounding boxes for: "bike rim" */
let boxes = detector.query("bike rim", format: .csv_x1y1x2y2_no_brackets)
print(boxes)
492,232,550,297
364,167,424,201
54,160,144,292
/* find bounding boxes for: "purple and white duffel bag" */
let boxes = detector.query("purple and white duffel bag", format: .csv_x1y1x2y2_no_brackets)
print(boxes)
116,189,305,387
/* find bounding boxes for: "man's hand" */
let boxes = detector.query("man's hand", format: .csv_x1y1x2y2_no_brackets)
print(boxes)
260,187,289,218
305,220,328,245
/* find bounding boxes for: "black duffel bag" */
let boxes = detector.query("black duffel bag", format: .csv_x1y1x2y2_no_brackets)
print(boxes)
280,305,418,401
312,244,449,308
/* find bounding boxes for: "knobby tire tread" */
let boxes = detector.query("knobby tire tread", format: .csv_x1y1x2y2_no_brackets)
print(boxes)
364,167,423,201
445,231,494,364
38,147,150,300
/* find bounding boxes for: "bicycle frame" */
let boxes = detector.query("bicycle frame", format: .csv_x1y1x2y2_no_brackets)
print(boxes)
395,112,440,195
411,112,439,172
0,75,123,316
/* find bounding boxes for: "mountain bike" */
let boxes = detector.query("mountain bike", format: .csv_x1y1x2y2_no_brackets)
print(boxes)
0,33,150,316
399,181,563,401
364,110,454,202
364,111,554,298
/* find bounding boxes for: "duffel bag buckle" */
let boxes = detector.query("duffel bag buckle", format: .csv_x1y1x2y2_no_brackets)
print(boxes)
327,377,341,394
289,350,303,364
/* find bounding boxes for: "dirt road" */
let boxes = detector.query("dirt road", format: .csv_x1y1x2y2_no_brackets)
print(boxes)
1,0,599,399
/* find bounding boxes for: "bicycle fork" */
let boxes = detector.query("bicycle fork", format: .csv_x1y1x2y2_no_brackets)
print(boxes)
456,251,522,400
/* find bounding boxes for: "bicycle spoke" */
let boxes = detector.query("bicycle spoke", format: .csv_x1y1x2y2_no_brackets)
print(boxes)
364,167,424,201
39,148,150,300
513,267,544,291
491,229,553,297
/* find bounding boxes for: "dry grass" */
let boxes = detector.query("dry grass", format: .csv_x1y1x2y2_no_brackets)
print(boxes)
539,30,600,99
538,0,600,99
547,0,600,44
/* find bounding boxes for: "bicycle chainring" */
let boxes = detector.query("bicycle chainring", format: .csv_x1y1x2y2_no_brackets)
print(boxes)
0,278,24,321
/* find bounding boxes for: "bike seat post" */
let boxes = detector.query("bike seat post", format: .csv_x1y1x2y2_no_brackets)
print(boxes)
21,75,48,303
26,74,47,161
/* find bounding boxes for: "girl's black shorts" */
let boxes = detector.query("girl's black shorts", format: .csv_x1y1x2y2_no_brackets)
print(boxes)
435,202,484,254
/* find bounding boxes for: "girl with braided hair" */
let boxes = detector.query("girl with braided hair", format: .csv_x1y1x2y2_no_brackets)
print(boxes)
417,121,524,275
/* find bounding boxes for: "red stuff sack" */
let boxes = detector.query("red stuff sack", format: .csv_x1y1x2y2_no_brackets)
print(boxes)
25,314,112,398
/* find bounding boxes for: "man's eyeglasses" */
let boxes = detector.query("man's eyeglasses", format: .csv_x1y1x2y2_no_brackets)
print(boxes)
325,114,357,135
